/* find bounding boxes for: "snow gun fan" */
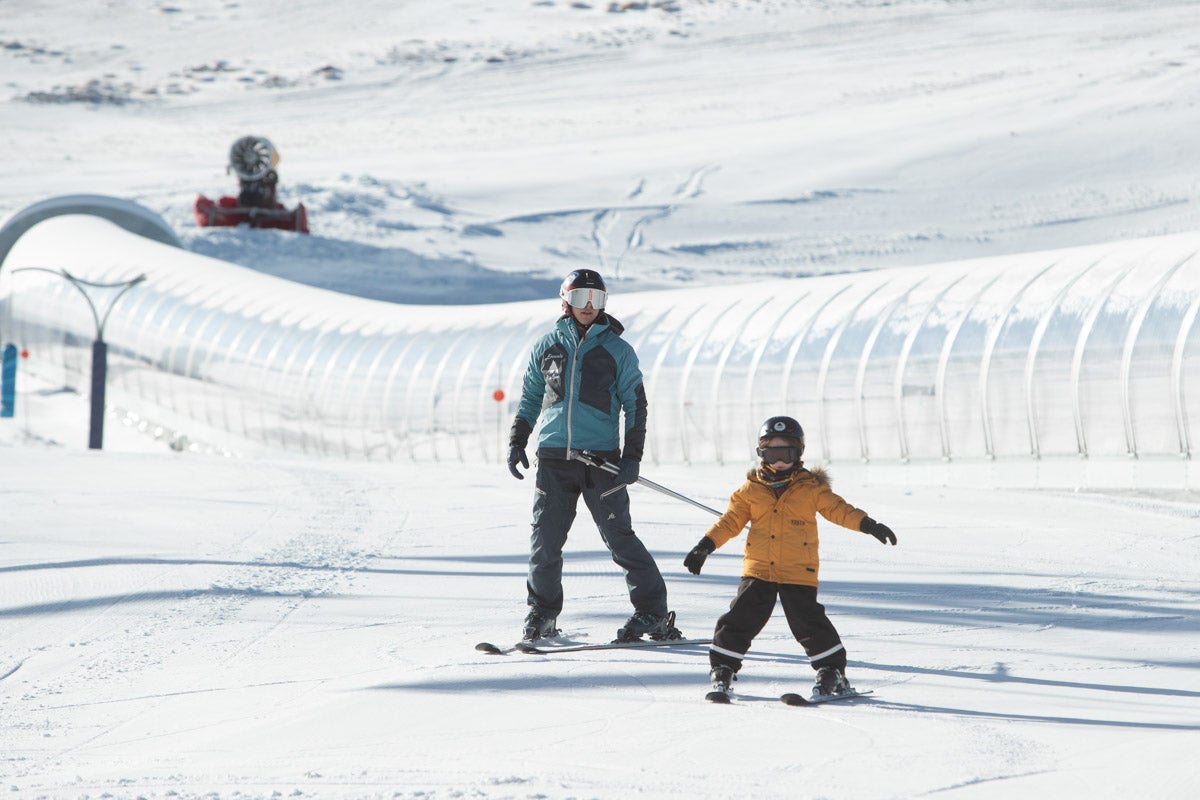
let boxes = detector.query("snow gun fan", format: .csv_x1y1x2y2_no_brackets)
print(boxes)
193,135,309,234
228,135,279,182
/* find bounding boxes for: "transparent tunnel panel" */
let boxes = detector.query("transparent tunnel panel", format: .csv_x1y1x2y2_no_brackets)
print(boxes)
0,210,1196,476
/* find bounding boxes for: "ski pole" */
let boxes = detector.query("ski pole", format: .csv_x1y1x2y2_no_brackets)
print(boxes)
569,449,723,517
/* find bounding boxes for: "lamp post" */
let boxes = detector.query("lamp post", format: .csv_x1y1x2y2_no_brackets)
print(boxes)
11,267,146,449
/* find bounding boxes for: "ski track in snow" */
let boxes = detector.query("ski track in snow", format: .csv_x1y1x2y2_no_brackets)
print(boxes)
0,445,1198,797
4,1,1200,302
4,1,1200,797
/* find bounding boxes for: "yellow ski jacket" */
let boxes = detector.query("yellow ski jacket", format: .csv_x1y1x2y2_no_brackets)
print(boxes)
703,465,868,587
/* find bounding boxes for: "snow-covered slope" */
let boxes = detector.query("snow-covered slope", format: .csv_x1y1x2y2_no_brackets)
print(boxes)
4,1,1200,302
3,3,1200,798
1,437,1198,799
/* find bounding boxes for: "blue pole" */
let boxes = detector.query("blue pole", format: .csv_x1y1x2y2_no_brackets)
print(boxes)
1,344,16,418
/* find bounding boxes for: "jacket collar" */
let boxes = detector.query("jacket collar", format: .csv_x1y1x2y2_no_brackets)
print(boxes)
556,311,623,339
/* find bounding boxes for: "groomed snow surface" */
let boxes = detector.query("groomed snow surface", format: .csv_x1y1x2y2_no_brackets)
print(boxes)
3,1,1200,797
4,1,1200,302
2,390,1199,799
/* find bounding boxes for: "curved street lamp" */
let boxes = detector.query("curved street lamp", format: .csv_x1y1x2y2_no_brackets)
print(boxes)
11,267,146,449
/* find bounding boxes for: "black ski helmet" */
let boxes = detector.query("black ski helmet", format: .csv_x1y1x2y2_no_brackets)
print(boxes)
560,269,607,307
758,416,805,453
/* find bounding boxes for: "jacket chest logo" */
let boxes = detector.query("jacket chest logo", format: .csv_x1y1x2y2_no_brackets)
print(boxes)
541,350,567,404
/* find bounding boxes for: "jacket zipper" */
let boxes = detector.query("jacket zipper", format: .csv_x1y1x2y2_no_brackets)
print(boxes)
565,323,585,455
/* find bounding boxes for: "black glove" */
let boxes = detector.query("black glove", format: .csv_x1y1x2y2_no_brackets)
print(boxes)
507,445,529,480
507,417,532,480
683,536,716,575
613,457,640,486
860,517,897,545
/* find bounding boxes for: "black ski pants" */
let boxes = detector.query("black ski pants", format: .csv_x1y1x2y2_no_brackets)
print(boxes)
709,577,846,673
527,457,668,619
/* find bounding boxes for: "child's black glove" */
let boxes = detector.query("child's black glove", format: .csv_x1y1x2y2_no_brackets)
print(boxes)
684,536,717,575
860,517,897,545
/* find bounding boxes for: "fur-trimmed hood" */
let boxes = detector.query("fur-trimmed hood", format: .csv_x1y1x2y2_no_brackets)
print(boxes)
746,463,831,488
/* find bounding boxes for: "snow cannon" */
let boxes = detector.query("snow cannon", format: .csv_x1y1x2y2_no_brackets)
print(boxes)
193,135,308,233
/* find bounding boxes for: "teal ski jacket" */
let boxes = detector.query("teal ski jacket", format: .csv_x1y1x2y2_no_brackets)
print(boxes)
512,313,648,462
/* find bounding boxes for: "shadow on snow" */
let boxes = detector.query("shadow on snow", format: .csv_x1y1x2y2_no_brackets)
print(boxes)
3,555,1197,637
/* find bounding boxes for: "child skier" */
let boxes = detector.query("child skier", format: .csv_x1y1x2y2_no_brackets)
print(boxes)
682,415,897,702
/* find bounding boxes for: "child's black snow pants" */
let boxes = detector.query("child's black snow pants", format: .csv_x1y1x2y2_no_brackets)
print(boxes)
709,577,846,673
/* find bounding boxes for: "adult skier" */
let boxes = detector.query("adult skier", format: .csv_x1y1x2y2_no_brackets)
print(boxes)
507,269,683,643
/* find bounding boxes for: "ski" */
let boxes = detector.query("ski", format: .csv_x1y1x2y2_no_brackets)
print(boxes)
474,637,580,655
780,689,873,706
475,638,710,655
705,688,874,706
514,637,712,655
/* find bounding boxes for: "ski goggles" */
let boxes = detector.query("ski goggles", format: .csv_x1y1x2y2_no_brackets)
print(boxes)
757,445,800,464
562,287,607,309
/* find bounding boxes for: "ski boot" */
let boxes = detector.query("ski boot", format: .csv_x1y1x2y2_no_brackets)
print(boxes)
522,609,559,642
706,666,736,704
813,666,852,698
614,610,684,642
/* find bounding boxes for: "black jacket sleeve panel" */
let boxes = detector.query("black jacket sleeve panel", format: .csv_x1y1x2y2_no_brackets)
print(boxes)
621,381,648,462
509,416,533,449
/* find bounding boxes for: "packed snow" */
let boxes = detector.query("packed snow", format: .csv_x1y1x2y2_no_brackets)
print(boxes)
2,1,1199,798
5,0,1200,301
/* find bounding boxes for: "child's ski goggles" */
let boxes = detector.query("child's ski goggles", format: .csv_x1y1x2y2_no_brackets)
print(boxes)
757,445,800,464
